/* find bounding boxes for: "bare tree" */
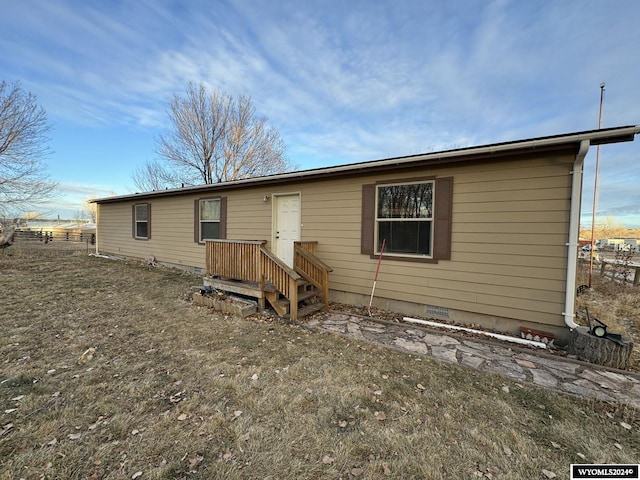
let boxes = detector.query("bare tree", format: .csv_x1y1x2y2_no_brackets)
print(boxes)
132,159,179,192
219,95,290,180
83,197,97,223
0,225,16,249
0,81,57,216
83,192,116,223
134,82,291,190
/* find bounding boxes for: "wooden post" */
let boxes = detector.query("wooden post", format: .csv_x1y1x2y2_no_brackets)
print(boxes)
289,277,298,321
322,269,330,309
634,266,640,286
258,274,266,310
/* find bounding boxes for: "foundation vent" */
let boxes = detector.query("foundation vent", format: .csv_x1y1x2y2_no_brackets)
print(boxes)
425,305,450,319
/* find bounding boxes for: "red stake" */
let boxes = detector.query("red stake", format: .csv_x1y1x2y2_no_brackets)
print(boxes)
368,238,386,316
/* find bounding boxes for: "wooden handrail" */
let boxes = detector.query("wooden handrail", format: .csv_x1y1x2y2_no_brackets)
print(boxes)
294,244,333,305
206,239,265,281
206,239,332,320
294,240,317,256
260,246,301,296
260,246,301,318
295,244,332,272
209,239,266,245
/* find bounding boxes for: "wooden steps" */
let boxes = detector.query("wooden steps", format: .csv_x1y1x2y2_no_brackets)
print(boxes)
298,301,325,318
205,239,332,321
205,276,325,320
264,279,324,319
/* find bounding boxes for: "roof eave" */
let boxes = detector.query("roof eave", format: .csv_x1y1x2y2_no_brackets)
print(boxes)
92,125,640,204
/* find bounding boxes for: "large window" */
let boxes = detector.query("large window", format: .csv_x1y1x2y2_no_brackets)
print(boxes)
376,181,433,256
133,203,150,239
361,177,452,262
198,198,221,242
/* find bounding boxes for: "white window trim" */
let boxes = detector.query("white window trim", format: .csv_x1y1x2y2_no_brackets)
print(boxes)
134,204,149,240
199,198,221,242
375,180,435,258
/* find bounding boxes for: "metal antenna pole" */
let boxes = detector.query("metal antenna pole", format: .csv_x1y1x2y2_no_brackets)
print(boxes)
588,82,605,288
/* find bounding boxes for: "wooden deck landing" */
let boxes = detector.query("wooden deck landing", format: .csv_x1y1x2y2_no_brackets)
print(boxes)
204,240,332,320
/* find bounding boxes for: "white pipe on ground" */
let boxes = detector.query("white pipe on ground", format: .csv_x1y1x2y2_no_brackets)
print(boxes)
89,253,115,260
402,317,548,349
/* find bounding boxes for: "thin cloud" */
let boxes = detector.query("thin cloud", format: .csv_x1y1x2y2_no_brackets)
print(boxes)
1,0,638,224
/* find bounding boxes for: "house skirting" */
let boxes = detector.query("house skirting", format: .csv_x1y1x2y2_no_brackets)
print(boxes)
330,290,570,345
93,250,570,344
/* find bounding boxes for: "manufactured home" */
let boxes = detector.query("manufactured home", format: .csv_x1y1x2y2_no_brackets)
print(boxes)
93,126,640,343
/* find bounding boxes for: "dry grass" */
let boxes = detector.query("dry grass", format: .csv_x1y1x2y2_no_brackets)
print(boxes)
1,244,639,479
576,257,640,369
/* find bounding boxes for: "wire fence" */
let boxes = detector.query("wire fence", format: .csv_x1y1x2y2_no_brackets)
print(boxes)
2,230,96,257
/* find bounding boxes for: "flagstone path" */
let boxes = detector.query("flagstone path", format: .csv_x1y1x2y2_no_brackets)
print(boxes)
307,312,640,409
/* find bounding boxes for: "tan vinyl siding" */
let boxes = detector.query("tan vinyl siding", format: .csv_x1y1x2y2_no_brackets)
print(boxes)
97,150,574,330
98,187,276,270
226,192,272,241
295,153,573,328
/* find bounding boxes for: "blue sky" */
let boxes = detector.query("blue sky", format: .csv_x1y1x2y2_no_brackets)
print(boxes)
1,0,639,227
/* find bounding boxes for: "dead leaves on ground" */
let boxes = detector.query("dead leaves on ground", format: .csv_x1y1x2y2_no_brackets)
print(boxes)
169,390,185,404
0,422,14,436
321,454,391,477
77,347,96,364
322,454,334,464
188,454,204,473
474,463,499,478
337,419,351,428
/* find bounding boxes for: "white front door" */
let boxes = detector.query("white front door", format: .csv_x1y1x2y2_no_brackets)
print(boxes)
274,194,301,267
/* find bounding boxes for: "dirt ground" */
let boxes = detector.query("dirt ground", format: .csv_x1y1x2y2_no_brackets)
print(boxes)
1,244,639,479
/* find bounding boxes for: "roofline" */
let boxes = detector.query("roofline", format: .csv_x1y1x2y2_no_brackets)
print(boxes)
93,125,640,203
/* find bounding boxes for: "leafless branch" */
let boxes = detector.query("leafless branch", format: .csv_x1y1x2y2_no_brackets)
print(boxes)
135,82,293,190
0,80,57,216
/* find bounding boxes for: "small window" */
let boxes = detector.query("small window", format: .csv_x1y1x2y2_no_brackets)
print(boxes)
199,199,221,242
376,181,434,256
133,203,150,239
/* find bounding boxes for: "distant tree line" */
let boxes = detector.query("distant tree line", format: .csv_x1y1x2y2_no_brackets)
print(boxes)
580,216,640,240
